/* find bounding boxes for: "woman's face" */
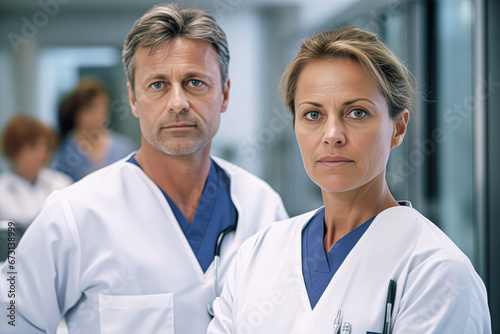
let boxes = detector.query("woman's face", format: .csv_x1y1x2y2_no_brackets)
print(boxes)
14,137,50,177
76,93,110,131
294,57,408,193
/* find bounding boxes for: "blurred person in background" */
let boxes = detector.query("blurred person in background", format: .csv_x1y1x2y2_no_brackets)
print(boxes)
0,114,72,233
52,77,136,181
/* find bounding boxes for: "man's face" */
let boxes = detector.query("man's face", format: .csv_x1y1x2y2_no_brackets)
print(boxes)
128,37,230,156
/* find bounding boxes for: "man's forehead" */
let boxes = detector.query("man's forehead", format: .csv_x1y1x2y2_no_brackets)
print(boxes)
133,38,221,78
137,37,216,60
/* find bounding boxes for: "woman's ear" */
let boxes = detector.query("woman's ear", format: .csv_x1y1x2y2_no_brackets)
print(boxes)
391,109,409,149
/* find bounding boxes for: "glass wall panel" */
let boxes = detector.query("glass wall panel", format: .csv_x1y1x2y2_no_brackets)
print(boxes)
435,0,475,263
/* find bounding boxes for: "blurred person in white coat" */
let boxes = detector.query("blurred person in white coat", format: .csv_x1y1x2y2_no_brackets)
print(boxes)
0,114,72,233
0,4,287,333
208,27,491,333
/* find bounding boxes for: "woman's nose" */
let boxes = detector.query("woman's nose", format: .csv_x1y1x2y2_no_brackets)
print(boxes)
322,119,346,146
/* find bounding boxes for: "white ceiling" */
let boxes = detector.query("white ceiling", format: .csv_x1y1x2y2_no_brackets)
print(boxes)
0,0,371,32
0,0,353,11
0,0,395,51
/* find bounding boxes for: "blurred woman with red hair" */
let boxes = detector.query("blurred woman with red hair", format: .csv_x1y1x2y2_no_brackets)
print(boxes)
0,114,72,231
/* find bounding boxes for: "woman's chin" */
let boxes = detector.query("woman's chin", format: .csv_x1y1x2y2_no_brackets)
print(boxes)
317,183,356,194
311,177,357,194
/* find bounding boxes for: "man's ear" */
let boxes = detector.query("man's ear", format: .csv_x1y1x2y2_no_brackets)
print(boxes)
127,82,139,119
391,109,409,149
221,77,230,114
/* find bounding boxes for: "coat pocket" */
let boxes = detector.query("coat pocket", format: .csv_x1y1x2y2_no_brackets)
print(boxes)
99,293,174,334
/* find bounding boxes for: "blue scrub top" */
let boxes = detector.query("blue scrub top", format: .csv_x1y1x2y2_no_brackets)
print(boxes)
127,155,238,272
302,208,375,309
53,133,135,181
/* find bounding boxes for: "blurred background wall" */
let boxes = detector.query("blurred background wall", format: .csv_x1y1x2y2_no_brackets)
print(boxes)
0,0,498,329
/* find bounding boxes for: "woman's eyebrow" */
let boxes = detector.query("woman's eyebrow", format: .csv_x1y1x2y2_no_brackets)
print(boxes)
297,101,322,108
342,98,376,106
297,98,376,108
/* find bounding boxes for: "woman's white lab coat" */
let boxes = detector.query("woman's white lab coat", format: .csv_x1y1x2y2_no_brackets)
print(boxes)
0,156,287,334
208,205,491,334
0,168,72,228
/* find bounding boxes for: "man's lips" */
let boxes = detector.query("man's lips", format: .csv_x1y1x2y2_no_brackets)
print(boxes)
163,122,196,129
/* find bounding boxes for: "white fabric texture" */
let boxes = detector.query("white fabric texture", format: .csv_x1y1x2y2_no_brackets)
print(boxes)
208,206,491,334
0,168,72,228
0,155,287,333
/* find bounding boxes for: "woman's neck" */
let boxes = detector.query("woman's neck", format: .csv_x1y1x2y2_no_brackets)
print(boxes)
12,166,38,184
72,127,109,146
71,128,110,163
321,173,399,252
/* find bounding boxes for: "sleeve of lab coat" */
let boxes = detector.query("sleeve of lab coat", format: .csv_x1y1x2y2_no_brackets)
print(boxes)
393,253,491,334
0,191,82,333
207,230,260,334
207,192,287,334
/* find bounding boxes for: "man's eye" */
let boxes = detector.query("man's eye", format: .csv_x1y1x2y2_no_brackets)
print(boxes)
190,80,203,87
305,111,321,120
151,82,163,89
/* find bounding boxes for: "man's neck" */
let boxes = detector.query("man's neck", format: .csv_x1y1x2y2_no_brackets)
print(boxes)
134,141,212,222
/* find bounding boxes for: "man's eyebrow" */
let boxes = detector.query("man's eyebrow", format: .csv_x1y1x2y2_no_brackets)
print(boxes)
144,74,168,82
184,72,213,83
143,72,212,82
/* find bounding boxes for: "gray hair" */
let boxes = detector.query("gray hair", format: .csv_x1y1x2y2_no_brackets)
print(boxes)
122,3,230,94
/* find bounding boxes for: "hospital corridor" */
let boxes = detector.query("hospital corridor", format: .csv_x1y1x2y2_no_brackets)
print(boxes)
0,0,499,333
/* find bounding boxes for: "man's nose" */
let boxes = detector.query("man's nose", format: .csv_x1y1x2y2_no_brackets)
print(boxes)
167,84,189,113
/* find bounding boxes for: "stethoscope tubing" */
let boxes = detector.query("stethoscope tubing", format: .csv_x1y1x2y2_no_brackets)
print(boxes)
213,224,237,296
208,224,237,317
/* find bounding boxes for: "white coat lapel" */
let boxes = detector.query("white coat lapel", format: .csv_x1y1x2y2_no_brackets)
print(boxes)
129,163,210,280
306,206,417,331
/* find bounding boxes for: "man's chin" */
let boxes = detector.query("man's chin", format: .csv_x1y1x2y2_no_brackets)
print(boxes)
156,142,208,157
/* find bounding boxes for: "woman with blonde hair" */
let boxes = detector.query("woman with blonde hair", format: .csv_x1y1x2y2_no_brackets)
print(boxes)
208,26,490,333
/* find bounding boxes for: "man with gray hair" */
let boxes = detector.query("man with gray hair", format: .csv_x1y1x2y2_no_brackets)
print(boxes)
0,4,287,333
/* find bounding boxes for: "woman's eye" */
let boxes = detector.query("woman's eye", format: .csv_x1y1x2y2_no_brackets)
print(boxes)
151,82,163,90
348,109,367,118
305,111,321,120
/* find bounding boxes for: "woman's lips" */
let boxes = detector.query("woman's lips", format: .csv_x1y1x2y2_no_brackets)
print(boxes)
317,156,354,167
